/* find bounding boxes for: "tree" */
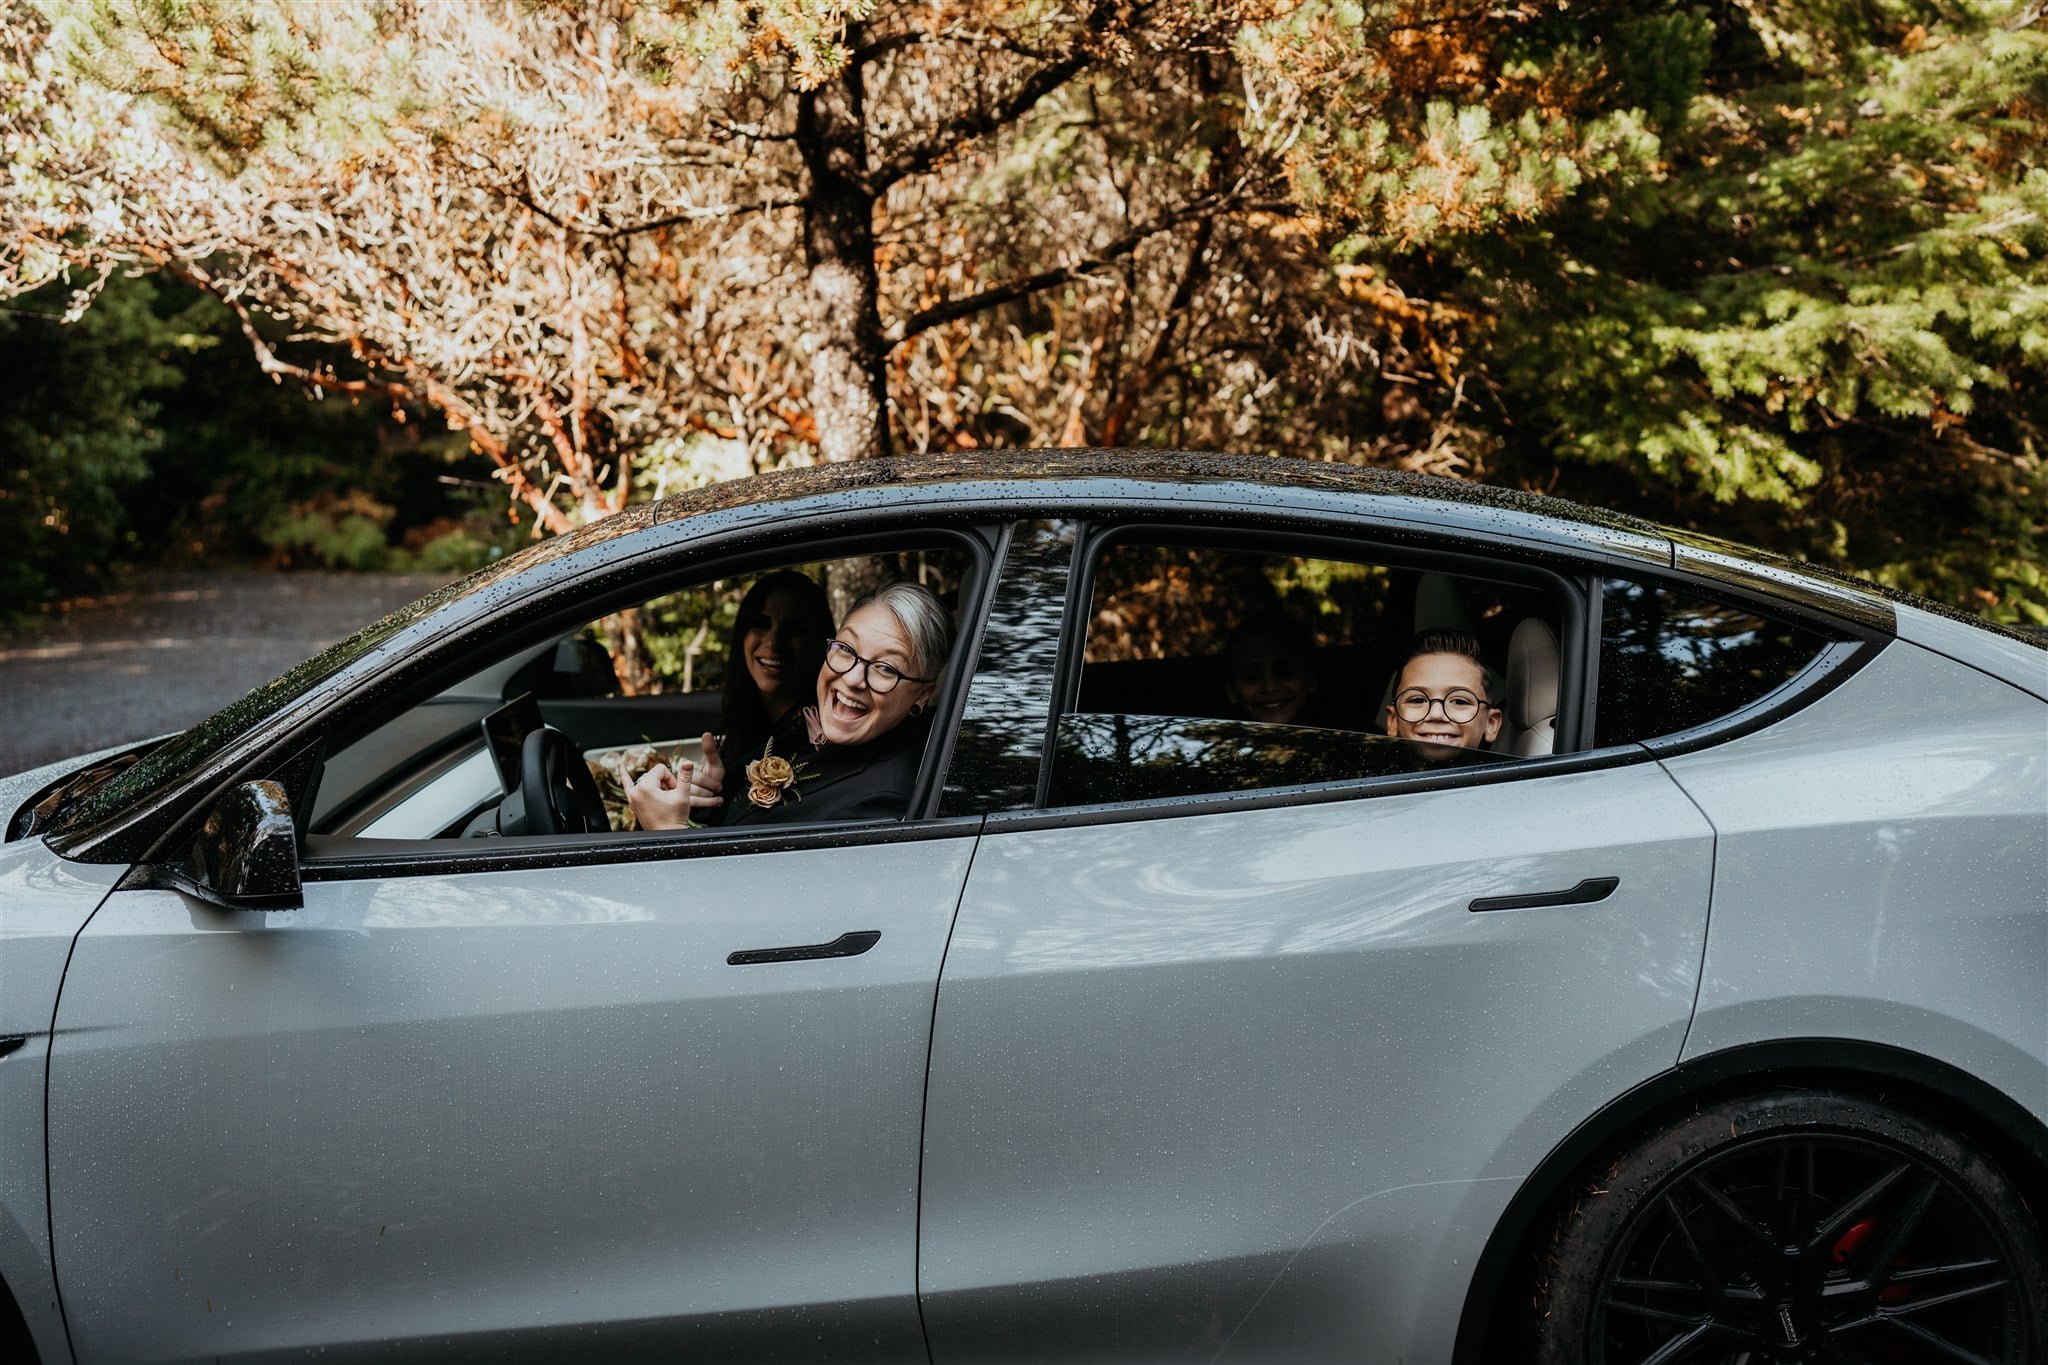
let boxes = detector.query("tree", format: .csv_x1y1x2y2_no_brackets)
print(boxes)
1252,0,2048,622
5,1,2043,620
0,272,180,609
0,1,1629,520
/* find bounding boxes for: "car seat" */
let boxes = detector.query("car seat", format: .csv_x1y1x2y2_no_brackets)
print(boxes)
1495,617,1559,756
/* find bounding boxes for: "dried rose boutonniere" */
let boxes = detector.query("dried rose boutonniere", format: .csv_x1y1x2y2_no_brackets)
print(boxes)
745,740,816,809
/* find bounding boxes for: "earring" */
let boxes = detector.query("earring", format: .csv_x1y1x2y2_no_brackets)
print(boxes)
909,701,926,717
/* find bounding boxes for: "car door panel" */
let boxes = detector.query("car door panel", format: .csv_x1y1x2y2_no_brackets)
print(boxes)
48,833,974,1362
918,761,1713,1363
0,838,126,1365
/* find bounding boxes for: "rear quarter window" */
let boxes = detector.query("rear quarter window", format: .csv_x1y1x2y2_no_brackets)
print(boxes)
1594,579,1837,747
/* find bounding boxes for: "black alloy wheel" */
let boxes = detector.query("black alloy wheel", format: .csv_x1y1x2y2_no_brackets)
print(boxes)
1537,1091,2048,1365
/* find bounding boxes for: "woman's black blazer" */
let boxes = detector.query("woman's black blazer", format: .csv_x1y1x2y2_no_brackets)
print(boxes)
722,715,931,827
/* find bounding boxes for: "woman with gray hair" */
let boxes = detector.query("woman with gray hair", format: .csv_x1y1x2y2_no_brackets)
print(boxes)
629,581,953,828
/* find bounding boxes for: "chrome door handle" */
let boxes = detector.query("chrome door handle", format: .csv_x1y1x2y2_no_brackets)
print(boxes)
727,930,881,966
1468,877,1620,913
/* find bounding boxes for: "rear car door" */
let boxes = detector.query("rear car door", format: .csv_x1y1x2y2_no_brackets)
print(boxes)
916,518,1719,1363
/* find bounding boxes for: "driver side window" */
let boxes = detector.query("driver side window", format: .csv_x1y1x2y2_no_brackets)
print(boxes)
308,548,969,840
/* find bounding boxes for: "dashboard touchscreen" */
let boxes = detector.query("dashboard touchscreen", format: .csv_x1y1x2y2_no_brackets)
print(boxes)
480,693,544,795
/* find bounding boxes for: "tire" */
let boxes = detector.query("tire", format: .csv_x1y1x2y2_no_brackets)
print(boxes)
1535,1089,2048,1364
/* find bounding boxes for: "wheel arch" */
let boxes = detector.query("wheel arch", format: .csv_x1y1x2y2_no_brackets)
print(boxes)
0,1269,42,1365
1451,1037,2048,1365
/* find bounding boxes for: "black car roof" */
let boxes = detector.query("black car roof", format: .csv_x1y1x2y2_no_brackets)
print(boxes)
643,449,1668,541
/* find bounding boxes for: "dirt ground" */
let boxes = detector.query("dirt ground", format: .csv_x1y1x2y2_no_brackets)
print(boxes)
0,570,453,775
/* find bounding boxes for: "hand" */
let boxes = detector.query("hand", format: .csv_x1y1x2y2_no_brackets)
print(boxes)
625,733,725,831
695,731,725,797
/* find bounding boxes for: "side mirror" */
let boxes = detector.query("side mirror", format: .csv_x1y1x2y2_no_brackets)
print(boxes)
191,780,304,909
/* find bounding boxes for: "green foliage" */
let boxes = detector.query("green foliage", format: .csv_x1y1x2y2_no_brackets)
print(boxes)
409,527,499,576
0,270,508,616
1243,0,1677,248
260,490,397,570
48,0,419,167
1460,1,2048,622
1235,0,2048,620
0,272,180,614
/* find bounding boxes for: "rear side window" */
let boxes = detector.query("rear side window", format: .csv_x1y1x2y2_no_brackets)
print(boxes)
1047,541,1568,807
1594,579,1836,747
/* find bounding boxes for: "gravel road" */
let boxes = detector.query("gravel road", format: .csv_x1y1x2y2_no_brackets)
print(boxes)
0,570,454,776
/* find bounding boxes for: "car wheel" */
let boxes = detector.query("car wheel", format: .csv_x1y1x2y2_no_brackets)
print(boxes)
1536,1089,2048,1364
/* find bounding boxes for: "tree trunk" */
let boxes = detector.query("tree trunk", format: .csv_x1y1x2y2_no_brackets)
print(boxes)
797,62,888,463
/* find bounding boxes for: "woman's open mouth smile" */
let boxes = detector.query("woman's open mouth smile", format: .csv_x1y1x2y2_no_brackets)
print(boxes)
827,685,871,722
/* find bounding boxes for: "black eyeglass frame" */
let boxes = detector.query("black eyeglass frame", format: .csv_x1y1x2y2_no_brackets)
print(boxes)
823,639,935,694
1391,686,1499,724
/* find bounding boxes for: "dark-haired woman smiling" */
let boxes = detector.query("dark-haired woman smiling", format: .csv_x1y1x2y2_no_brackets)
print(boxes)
628,582,952,828
720,569,833,763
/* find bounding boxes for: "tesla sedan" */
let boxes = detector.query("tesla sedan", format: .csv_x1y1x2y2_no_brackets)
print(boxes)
2,451,2043,1363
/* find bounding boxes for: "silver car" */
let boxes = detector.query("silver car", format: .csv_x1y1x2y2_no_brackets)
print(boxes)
3,452,2044,1364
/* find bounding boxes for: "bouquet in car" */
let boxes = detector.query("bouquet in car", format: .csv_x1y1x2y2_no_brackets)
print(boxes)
588,740,699,831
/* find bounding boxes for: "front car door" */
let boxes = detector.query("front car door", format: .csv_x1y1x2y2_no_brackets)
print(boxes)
44,523,996,1361
917,515,1720,1362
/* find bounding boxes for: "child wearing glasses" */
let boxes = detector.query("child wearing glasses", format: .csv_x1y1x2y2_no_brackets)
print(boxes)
1383,629,1502,751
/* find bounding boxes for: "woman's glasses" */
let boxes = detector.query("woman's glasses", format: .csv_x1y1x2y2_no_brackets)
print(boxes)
1393,687,1494,724
824,639,933,694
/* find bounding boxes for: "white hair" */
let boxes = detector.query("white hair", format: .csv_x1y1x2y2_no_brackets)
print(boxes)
855,581,952,678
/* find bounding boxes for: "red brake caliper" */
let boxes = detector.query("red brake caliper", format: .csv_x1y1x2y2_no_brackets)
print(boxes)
1832,1216,1877,1263
1833,1217,1911,1303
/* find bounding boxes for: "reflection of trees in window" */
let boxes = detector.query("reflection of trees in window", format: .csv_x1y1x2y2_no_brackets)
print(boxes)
1051,714,1503,806
944,521,1077,815
1595,580,1830,747
1086,546,1391,663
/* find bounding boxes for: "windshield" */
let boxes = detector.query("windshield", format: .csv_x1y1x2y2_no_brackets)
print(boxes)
43,512,654,849
50,587,459,843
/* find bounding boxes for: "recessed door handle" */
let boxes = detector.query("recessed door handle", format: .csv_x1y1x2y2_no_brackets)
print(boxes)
1469,877,1620,913
728,930,881,966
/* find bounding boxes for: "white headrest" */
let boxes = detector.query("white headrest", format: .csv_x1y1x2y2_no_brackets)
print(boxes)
1506,618,1560,731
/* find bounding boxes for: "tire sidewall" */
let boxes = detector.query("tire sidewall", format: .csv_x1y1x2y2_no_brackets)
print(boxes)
1536,1089,2048,1363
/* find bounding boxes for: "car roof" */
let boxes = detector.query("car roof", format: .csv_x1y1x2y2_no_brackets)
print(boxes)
626,449,1909,632
643,448,1668,544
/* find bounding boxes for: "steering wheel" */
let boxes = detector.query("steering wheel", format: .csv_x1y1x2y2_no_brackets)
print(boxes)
518,725,610,835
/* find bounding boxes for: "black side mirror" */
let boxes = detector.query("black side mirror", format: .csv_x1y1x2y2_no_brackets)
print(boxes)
116,779,305,910
191,780,304,909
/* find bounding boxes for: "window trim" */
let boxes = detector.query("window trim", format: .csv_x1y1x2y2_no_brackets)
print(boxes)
982,742,1654,835
992,517,1889,828
1043,520,1592,806
258,523,1001,881
1588,571,1889,758
291,812,988,883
